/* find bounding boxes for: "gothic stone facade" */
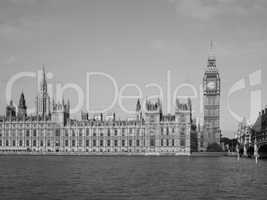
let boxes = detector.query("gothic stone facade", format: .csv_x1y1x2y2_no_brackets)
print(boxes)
0,68,191,155
0,101,191,155
201,52,221,149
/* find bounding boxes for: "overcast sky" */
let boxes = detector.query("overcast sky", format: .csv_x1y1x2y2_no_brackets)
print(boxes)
0,0,266,138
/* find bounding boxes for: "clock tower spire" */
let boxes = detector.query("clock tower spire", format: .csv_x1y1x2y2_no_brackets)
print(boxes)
202,41,221,150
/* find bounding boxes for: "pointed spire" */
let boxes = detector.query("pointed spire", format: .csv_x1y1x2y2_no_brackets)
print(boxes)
19,91,26,108
136,98,141,112
40,65,48,95
207,40,216,67
42,64,45,73
209,40,213,52
67,99,71,111
40,64,46,85
208,40,215,60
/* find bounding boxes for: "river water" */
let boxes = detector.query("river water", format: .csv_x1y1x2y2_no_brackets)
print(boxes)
0,156,266,200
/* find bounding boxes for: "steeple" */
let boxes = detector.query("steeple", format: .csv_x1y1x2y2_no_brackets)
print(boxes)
18,91,27,120
208,40,216,67
19,91,27,108
36,66,51,120
136,99,141,112
136,98,142,121
6,100,16,120
40,65,47,93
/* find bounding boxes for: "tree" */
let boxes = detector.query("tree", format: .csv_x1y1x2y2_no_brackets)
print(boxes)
207,143,223,152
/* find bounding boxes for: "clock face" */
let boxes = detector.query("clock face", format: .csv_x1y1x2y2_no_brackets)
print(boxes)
207,81,216,90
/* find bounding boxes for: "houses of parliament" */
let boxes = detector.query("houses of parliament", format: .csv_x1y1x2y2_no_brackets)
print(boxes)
0,50,221,155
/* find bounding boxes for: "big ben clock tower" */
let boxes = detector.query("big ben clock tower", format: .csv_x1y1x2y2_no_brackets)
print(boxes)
203,41,221,148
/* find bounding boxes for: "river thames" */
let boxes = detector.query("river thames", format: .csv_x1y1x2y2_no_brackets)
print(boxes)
0,156,266,200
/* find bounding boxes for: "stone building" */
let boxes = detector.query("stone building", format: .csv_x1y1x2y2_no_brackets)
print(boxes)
0,68,192,155
236,118,252,156
202,42,221,149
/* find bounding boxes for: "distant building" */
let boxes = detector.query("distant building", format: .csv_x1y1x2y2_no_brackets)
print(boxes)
236,118,252,156
236,118,252,145
252,107,267,136
251,107,267,149
236,108,267,157
190,118,199,152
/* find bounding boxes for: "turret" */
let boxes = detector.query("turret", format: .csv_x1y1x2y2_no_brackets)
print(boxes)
175,98,191,124
17,91,27,120
6,100,16,121
136,98,142,121
144,98,161,123
175,98,191,153
36,66,51,120
51,99,70,126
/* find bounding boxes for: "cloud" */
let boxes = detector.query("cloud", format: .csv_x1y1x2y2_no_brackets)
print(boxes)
170,0,266,20
6,56,16,64
0,56,16,65
0,22,21,36
176,0,220,20
8,0,37,5
151,40,165,50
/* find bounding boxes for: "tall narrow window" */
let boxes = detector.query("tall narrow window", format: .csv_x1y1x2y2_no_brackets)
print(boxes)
150,139,155,147
180,139,185,147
